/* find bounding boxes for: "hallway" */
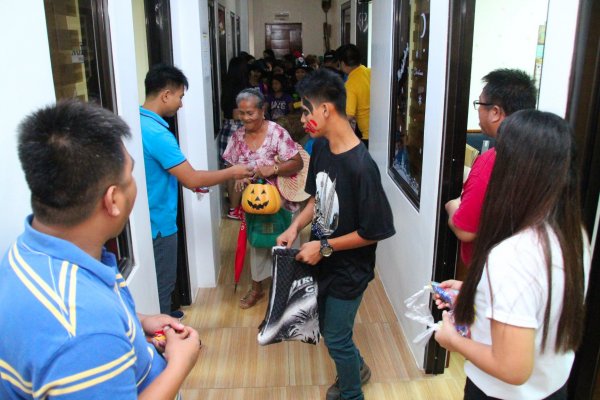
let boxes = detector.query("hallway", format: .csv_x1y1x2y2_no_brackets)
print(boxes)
180,219,466,399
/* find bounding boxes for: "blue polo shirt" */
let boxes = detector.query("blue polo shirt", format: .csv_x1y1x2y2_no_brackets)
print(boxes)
0,216,167,399
140,107,186,238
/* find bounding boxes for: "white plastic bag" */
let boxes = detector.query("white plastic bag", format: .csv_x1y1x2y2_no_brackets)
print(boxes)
404,285,442,345
404,283,468,345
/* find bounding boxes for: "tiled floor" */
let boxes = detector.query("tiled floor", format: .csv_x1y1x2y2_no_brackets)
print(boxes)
181,218,466,399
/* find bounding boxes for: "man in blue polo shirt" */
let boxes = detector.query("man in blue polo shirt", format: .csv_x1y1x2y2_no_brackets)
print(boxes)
140,64,252,316
0,100,201,399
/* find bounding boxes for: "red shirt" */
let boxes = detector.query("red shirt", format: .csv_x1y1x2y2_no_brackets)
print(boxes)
452,148,496,265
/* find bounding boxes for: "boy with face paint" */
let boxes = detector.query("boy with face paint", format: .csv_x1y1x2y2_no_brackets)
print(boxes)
277,68,395,400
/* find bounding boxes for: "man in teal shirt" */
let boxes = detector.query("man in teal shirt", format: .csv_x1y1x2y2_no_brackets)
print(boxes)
141,64,252,315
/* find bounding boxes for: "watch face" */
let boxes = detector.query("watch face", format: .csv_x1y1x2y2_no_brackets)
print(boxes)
320,245,333,257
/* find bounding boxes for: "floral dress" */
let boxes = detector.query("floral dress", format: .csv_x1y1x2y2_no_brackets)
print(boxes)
223,120,299,211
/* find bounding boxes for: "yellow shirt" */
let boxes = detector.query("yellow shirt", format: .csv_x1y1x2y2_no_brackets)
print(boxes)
345,65,371,140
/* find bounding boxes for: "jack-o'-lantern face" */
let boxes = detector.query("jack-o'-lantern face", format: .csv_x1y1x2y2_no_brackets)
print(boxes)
241,182,281,215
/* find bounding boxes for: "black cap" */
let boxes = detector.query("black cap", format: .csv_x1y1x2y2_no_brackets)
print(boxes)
323,50,337,62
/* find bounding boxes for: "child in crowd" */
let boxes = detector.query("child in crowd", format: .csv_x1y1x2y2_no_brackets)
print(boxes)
248,64,268,96
267,74,293,121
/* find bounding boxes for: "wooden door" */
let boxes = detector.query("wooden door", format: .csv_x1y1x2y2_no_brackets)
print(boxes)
567,0,600,398
208,0,221,134
341,1,351,45
265,23,302,59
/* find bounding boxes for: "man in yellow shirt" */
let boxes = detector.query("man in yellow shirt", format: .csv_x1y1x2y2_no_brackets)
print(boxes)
338,44,371,148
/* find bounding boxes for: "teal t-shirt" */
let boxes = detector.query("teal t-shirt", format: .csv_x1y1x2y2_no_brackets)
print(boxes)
139,107,186,238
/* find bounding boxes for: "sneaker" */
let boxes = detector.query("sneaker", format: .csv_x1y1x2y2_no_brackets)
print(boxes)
170,310,185,321
226,207,242,220
325,362,371,400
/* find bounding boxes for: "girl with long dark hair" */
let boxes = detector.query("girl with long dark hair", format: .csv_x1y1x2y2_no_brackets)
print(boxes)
435,110,590,399
219,56,249,161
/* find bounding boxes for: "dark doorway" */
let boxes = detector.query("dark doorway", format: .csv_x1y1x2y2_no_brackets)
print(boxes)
566,0,600,398
427,0,475,373
341,1,351,45
230,11,237,57
236,16,241,57
265,23,302,59
44,0,135,278
144,0,192,308
208,0,221,135
218,5,228,87
356,0,370,66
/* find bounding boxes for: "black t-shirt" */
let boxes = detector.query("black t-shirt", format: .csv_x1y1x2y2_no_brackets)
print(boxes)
305,138,395,300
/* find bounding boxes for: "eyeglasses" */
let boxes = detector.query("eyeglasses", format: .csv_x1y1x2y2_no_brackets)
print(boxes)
473,100,494,110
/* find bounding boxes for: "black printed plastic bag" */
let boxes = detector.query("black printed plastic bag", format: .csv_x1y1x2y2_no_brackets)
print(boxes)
257,247,320,345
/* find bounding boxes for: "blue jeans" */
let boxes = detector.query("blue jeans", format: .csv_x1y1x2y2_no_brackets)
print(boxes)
320,294,365,400
153,233,178,314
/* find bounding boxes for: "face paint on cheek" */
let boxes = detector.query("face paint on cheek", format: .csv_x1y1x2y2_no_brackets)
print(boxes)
305,118,319,134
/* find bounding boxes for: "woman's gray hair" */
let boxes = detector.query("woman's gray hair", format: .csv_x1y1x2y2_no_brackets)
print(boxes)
236,88,265,109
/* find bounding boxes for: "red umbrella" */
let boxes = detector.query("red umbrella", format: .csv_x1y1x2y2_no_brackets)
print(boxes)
234,210,247,292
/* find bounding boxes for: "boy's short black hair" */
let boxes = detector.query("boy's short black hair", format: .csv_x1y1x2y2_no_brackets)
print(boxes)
270,74,288,88
263,49,275,59
323,50,337,62
18,100,131,226
296,68,346,116
336,44,361,67
145,63,189,97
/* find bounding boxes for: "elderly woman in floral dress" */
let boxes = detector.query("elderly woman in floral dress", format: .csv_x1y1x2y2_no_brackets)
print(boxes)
223,88,303,309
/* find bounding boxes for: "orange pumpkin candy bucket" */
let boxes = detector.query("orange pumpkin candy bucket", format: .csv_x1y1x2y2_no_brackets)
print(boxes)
241,179,282,215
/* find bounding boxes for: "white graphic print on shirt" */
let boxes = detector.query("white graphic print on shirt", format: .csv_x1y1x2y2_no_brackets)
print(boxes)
312,171,339,239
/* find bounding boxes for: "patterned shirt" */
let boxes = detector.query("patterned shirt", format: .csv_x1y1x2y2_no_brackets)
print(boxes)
0,216,167,399
223,121,299,211
223,120,298,168
267,93,293,121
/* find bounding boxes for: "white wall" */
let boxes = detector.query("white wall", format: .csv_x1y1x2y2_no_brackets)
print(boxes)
251,0,336,58
467,0,549,130
369,1,450,369
0,2,55,255
239,0,250,52
132,0,149,104
171,0,223,293
537,0,579,117
0,1,159,313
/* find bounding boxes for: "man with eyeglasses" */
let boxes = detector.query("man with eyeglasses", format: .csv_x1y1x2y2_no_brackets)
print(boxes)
445,69,537,266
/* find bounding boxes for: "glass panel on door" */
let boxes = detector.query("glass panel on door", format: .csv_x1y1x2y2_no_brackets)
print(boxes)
44,0,135,278
389,0,430,208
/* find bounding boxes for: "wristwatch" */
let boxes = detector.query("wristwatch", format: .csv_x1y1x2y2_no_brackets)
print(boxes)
319,238,333,257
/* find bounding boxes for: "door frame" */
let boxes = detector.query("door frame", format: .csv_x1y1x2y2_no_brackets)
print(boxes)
144,0,192,307
356,0,370,66
341,1,351,45
425,0,475,374
566,0,600,397
208,0,221,135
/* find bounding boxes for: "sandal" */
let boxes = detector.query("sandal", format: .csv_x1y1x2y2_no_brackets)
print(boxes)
240,289,264,309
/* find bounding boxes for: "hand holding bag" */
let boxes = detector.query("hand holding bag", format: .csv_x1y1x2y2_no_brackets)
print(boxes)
257,247,320,345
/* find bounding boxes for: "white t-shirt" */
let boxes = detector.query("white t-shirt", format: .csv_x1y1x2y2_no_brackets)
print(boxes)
465,226,590,399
